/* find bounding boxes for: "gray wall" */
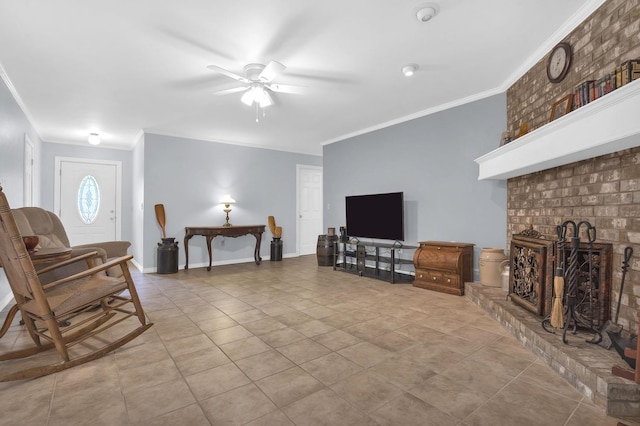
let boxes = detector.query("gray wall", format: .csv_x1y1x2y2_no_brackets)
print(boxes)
323,94,508,277
0,78,42,207
0,77,43,307
141,133,322,270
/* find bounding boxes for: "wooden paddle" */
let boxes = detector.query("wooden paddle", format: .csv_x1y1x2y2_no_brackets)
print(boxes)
154,204,167,239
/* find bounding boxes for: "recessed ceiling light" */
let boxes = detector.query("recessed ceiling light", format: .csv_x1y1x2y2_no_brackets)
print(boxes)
416,3,439,22
402,64,418,77
88,133,101,145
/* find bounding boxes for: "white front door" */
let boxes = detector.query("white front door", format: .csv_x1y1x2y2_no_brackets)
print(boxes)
55,158,121,246
297,165,323,255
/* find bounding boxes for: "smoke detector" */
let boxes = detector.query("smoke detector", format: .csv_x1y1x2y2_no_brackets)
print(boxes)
416,3,439,22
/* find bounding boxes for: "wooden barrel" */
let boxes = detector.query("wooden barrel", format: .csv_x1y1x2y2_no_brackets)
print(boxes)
317,234,338,266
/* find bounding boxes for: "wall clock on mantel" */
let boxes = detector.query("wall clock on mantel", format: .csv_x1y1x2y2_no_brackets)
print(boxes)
547,42,572,83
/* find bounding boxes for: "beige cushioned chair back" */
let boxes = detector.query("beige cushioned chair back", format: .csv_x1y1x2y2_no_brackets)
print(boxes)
12,207,70,249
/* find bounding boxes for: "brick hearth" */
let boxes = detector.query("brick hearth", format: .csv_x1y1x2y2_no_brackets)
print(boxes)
466,282,640,418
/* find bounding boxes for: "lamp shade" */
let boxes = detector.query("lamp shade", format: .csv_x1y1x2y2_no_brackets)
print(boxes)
220,194,236,205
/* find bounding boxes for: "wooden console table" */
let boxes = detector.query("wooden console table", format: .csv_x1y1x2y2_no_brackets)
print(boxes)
184,225,266,271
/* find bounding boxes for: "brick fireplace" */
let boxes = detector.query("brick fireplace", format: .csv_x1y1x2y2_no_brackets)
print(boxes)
503,0,640,337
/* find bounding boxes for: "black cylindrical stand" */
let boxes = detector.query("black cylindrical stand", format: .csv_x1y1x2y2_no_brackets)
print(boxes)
157,237,179,274
270,239,283,261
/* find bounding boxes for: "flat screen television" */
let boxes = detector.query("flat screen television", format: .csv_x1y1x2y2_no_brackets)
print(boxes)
345,192,404,241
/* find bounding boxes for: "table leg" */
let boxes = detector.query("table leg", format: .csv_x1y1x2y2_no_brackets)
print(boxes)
253,232,263,264
206,235,214,271
184,235,193,269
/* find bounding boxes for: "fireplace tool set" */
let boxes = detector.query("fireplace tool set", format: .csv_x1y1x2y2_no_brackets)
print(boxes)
542,220,603,344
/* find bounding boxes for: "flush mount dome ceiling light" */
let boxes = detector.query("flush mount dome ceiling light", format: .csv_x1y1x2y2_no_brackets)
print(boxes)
402,64,418,77
416,3,439,22
87,133,100,145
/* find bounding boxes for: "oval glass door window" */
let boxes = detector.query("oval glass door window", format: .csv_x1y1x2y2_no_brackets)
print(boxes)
77,175,100,224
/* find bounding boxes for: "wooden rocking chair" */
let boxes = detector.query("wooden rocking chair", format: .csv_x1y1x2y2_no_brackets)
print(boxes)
0,186,152,381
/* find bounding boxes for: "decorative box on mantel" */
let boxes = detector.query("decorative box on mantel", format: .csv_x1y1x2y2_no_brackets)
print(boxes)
413,241,474,296
474,80,640,180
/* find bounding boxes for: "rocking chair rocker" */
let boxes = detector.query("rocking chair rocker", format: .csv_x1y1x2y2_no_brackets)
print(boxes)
0,186,153,381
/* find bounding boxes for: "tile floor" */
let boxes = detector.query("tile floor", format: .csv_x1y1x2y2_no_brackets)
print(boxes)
0,255,638,425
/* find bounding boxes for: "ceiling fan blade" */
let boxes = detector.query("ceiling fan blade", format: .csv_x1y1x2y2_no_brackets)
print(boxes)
212,86,249,96
207,65,249,83
266,83,306,95
259,61,286,82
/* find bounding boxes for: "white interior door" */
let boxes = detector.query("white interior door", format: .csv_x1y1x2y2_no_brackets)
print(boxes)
55,158,121,245
297,165,323,255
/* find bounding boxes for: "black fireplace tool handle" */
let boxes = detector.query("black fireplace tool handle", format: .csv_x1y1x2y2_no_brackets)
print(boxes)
614,246,633,324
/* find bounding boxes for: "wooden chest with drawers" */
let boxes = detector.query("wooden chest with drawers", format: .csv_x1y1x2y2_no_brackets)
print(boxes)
412,241,474,296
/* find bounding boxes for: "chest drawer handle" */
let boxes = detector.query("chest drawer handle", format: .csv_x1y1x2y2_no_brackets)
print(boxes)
432,276,437,280
447,278,451,283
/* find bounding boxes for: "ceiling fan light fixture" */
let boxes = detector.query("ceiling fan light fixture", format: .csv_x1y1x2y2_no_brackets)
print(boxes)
402,64,418,77
416,4,439,22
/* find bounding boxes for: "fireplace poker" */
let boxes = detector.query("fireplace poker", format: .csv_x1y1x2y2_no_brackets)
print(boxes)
601,246,634,349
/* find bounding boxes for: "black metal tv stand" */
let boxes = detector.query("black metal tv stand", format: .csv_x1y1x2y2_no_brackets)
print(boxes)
333,239,416,284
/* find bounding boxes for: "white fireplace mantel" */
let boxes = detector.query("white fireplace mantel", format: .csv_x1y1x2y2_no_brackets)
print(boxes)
475,80,640,180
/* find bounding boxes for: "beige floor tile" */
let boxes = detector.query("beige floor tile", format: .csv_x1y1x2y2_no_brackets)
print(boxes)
368,331,418,352
338,341,392,368
260,327,307,348
409,373,490,419
330,370,403,413
244,409,295,426
185,362,251,401
235,349,295,380
370,355,437,391
463,378,579,426
124,378,196,424
370,392,457,426
301,352,363,385
130,403,211,426
255,366,325,407
173,345,231,376
243,317,288,335
219,336,272,361
196,315,238,332
284,388,375,426
274,310,315,326
206,324,253,345
277,338,331,364
566,402,638,426
313,329,363,351
120,358,183,395
49,379,128,426
162,333,216,358
200,383,277,425
1,257,635,426
228,308,269,324
292,319,336,337
440,357,514,396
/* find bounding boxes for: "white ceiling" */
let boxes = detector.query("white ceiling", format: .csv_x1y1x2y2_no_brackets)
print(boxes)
0,0,604,156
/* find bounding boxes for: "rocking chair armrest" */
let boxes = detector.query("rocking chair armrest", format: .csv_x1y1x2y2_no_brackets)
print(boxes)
36,251,100,275
42,254,134,290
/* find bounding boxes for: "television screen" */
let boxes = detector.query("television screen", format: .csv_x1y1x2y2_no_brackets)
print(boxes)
345,192,404,241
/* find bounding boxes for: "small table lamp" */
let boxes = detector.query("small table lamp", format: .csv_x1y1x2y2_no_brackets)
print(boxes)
220,194,236,227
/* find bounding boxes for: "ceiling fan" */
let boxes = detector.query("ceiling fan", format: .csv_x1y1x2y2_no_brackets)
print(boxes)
207,61,305,115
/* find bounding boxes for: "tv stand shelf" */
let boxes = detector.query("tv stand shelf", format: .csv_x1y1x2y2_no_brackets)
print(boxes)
333,240,416,284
